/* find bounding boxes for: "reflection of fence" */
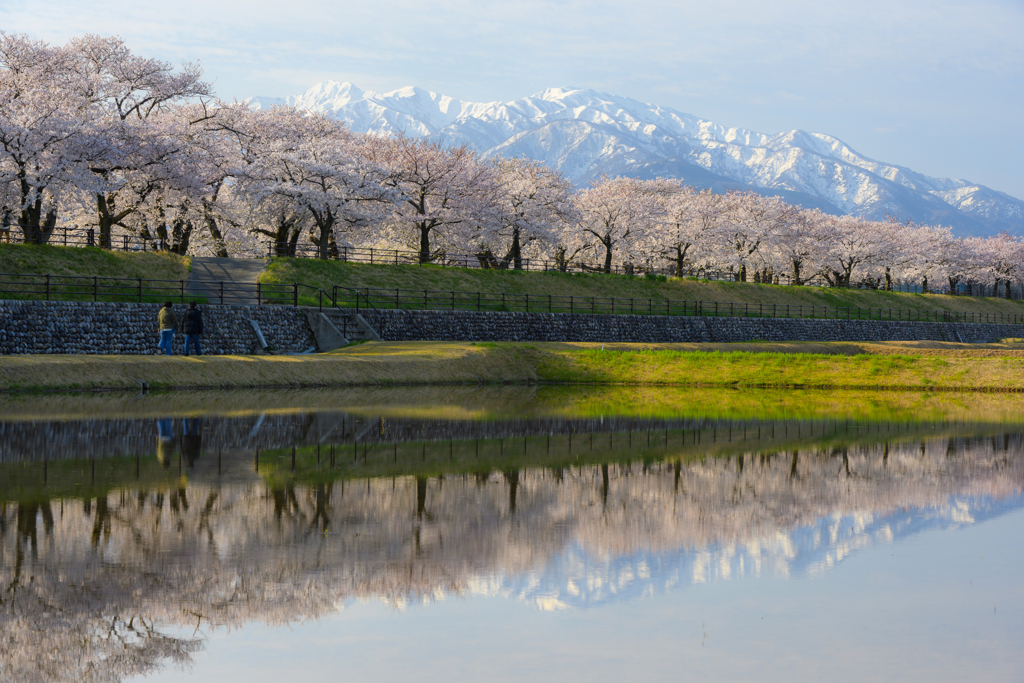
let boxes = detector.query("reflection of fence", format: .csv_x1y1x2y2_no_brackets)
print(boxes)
331,284,1024,325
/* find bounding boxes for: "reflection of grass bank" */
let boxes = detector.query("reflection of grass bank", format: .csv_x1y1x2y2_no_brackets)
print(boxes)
5,340,1024,392
4,385,1024,425
0,456,182,503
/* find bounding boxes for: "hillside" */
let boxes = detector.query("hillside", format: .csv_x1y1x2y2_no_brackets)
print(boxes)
261,258,1024,319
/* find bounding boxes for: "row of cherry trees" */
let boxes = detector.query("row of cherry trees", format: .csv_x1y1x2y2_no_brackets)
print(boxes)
3,32,1023,294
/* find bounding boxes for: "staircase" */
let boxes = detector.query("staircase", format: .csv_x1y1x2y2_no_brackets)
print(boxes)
307,307,381,351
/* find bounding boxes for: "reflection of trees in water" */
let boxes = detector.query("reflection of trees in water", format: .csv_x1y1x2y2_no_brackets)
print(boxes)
2,434,1023,682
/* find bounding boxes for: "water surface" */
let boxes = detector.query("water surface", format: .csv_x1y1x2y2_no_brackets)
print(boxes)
1,387,1022,682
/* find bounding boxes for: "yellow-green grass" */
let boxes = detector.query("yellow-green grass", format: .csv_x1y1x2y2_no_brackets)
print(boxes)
6,340,1024,393
4,382,1024,425
261,258,1024,319
0,242,190,279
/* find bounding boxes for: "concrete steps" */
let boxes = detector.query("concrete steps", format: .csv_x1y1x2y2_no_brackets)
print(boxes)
306,308,381,351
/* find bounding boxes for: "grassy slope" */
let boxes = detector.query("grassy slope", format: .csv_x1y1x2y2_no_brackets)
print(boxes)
6,340,1024,392
261,258,1024,317
0,243,190,280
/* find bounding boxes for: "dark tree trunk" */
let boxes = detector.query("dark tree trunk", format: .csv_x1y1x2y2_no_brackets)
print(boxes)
511,227,523,270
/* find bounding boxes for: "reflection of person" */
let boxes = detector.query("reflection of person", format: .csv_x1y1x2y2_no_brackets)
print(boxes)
157,302,177,356
0,206,11,243
181,301,203,356
182,418,202,467
156,418,176,468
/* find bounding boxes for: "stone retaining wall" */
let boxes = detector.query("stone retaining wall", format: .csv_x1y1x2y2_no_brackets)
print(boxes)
0,300,314,355
358,308,1024,344
3,300,1022,355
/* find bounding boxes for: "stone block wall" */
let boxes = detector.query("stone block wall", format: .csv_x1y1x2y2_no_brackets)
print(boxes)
0,300,315,355
358,308,1024,344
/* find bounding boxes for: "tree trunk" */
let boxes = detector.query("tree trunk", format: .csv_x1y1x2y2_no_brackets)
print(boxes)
602,237,613,274
739,264,747,282
792,259,802,286
922,276,928,294
418,222,431,264
96,194,115,249
885,267,893,291
511,227,523,270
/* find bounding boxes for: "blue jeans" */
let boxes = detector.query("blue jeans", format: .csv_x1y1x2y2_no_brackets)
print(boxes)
185,334,202,355
158,329,174,355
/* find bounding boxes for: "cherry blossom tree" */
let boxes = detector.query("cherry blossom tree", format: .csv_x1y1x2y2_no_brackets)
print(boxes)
480,156,577,269
366,135,495,263
573,176,666,273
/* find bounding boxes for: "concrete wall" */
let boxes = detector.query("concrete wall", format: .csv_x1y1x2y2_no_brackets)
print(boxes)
358,308,1024,344
0,300,314,355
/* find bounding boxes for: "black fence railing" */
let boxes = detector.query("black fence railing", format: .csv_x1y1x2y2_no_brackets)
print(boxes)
0,273,1022,326
331,285,1024,326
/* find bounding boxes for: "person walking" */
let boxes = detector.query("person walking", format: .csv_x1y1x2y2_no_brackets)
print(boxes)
157,301,178,355
181,301,203,356
0,206,11,244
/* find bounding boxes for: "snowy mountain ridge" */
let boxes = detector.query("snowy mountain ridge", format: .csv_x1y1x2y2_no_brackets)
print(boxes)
253,82,1024,236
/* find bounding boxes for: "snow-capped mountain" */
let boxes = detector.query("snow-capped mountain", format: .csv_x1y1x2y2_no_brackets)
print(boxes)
253,82,1024,236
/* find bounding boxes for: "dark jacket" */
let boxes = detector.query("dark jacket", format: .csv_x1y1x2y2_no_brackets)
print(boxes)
181,308,203,335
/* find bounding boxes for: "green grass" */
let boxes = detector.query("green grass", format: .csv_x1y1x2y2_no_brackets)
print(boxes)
0,243,192,302
261,257,1024,320
6,340,1024,392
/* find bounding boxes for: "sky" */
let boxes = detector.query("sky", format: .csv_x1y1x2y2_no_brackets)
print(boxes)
4,0,1022,198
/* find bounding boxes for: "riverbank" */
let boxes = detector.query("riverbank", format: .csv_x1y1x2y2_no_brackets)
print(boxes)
5,340,1024,392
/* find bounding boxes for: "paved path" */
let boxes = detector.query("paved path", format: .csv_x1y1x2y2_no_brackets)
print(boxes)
187,257,268,305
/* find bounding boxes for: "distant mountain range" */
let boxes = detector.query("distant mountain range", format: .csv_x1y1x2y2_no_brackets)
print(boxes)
254,82,1024,237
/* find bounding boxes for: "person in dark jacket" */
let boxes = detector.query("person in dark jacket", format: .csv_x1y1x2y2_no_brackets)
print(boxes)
181,301,204,356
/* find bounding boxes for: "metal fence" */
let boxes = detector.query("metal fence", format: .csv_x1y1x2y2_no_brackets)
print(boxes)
1,272,1021,325
332,284,1023,325
0,224,1013,299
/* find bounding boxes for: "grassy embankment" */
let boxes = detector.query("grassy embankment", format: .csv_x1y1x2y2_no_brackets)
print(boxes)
5,340,1024,392
261,257,1024,319
0,243,190,300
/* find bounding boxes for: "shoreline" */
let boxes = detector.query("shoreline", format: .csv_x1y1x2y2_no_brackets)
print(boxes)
4,340,1024,393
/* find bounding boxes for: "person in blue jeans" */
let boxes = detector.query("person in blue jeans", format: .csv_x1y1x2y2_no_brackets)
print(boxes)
157,301,177,355
181,301,203,355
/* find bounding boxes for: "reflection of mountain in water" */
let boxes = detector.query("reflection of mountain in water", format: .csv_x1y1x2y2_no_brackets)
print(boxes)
484,493,1024,611
2,424,1024,682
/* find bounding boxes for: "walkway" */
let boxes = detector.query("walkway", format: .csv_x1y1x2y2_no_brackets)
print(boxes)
187,257,267,305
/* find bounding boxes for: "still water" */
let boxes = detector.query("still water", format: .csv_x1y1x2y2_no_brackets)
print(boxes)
1,387,1022,682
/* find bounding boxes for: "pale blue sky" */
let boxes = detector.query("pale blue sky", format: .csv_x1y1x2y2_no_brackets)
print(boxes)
4,0,1023,197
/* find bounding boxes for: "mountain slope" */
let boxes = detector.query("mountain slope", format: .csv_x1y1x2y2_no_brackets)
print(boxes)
253,82,1024,236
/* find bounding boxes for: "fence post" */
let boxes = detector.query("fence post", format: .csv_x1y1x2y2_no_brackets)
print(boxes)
257,281,261,305
293,282,298,307
451,290,455,311
477,292,481,311
397,289,401,309
180,280,184,303
570,296,574,314
63,227,67,246
220,281,224,305
93,276,97,302
138,278,142,303
525,292,529,313
370,248,374,265
549,294,552,313
424,290,428,310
